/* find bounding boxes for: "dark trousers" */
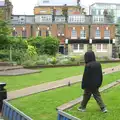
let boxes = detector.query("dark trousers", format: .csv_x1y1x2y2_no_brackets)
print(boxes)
81,89,105,110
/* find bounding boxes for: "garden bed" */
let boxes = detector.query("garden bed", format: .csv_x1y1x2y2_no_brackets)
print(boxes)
24,60,120,69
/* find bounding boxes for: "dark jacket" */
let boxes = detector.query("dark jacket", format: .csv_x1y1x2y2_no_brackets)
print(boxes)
82,51,103,90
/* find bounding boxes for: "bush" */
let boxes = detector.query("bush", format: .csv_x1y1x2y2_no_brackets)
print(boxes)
22,60,36,67
0,49,9,61
8,37,28,49
35,60,46,65
96,56,109,61
50,57,58,65
44,36,60,56
28,37,44,55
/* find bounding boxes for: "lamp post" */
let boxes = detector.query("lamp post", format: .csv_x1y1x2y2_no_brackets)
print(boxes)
88,17,92,51
112,39,116,58
65,39,68,55
89,39,92,51
46,27,50,36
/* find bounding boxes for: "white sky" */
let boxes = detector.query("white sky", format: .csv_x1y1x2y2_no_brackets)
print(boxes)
10,0,120,15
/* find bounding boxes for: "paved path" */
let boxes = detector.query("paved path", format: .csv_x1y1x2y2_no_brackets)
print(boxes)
7,65,120,100
0,69,41,76
0,66,23,71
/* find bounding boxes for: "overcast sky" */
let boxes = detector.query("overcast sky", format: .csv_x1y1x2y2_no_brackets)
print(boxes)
10,0,120,15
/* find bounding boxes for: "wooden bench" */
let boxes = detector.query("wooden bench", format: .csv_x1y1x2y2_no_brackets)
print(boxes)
58,110,80,120
1,100,32,120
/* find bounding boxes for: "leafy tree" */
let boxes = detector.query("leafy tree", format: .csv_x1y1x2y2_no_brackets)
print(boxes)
44,36,60,56
28,37,45,55
62,4,68,21
117,18,120,34
104,9,114,23
0,20,11,46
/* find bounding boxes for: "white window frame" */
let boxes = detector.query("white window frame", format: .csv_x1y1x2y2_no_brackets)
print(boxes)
80,30,86,39
73,44,84,53
95,29,101,39
93,16,104,23
68,15,85,23
71,29,77,39
104,30,110,39
96,44,107,52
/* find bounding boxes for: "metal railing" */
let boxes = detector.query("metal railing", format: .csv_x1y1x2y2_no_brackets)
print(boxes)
58,110,80,120
2,100,32,120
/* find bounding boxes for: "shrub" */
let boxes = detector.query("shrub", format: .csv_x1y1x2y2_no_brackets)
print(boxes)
44,36,60,56
22,60,36,67
27,45,37,57
50,57,58,65
28,37,44,55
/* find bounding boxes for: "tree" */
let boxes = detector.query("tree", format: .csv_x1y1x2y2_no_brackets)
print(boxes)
104,9,114,23
44,36,60,56
116,18,120,54
0,20,11,46
117,18,120,34
62,4,68,21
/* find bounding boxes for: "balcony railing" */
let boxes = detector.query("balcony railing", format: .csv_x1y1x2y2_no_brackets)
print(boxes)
10,15,114,25
54,16,66,23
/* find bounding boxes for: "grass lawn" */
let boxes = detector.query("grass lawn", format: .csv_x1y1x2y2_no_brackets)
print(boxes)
10,71,120,120
67,85,120,120
0,63,120,91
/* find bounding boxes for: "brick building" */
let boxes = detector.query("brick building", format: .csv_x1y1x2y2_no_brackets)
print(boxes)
10,0,116,58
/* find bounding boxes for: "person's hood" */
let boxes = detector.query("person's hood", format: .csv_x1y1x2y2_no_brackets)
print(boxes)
84,51,96,64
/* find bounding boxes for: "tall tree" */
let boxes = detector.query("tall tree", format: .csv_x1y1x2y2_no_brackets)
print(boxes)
0,19,10,45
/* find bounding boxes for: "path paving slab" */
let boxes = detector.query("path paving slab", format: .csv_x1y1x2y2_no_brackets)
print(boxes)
0,69,41,76
0,66,23,71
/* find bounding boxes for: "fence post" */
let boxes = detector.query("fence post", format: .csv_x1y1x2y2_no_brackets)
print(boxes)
9,45,12,62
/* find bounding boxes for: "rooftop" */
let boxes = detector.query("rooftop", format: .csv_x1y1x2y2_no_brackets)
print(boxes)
90,2,120,7
35,0,77,6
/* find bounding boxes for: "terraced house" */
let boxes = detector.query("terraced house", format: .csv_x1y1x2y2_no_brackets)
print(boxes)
10,0,116,58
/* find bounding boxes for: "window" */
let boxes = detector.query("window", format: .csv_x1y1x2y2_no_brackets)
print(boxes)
46,30,49,36
38,30,41,36
80,30,86,39
22,30,26,37
96,44,101,50
36,30,42,36
93,16,104,23
91,9,96,15
12,30,16,36
71,30,77,39
73,44,84,52
96,44,107,52
103,44,107,50
68,16,85,23
104,30,110,38
73,44,78,50
95,30,101,38
43,0,49,3
35,15,52,23
79,44,84,50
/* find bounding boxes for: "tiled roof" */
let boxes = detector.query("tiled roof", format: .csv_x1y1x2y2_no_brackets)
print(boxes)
0,1,5,6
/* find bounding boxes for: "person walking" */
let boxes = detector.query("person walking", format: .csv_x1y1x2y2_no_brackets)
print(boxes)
78,51,107,113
